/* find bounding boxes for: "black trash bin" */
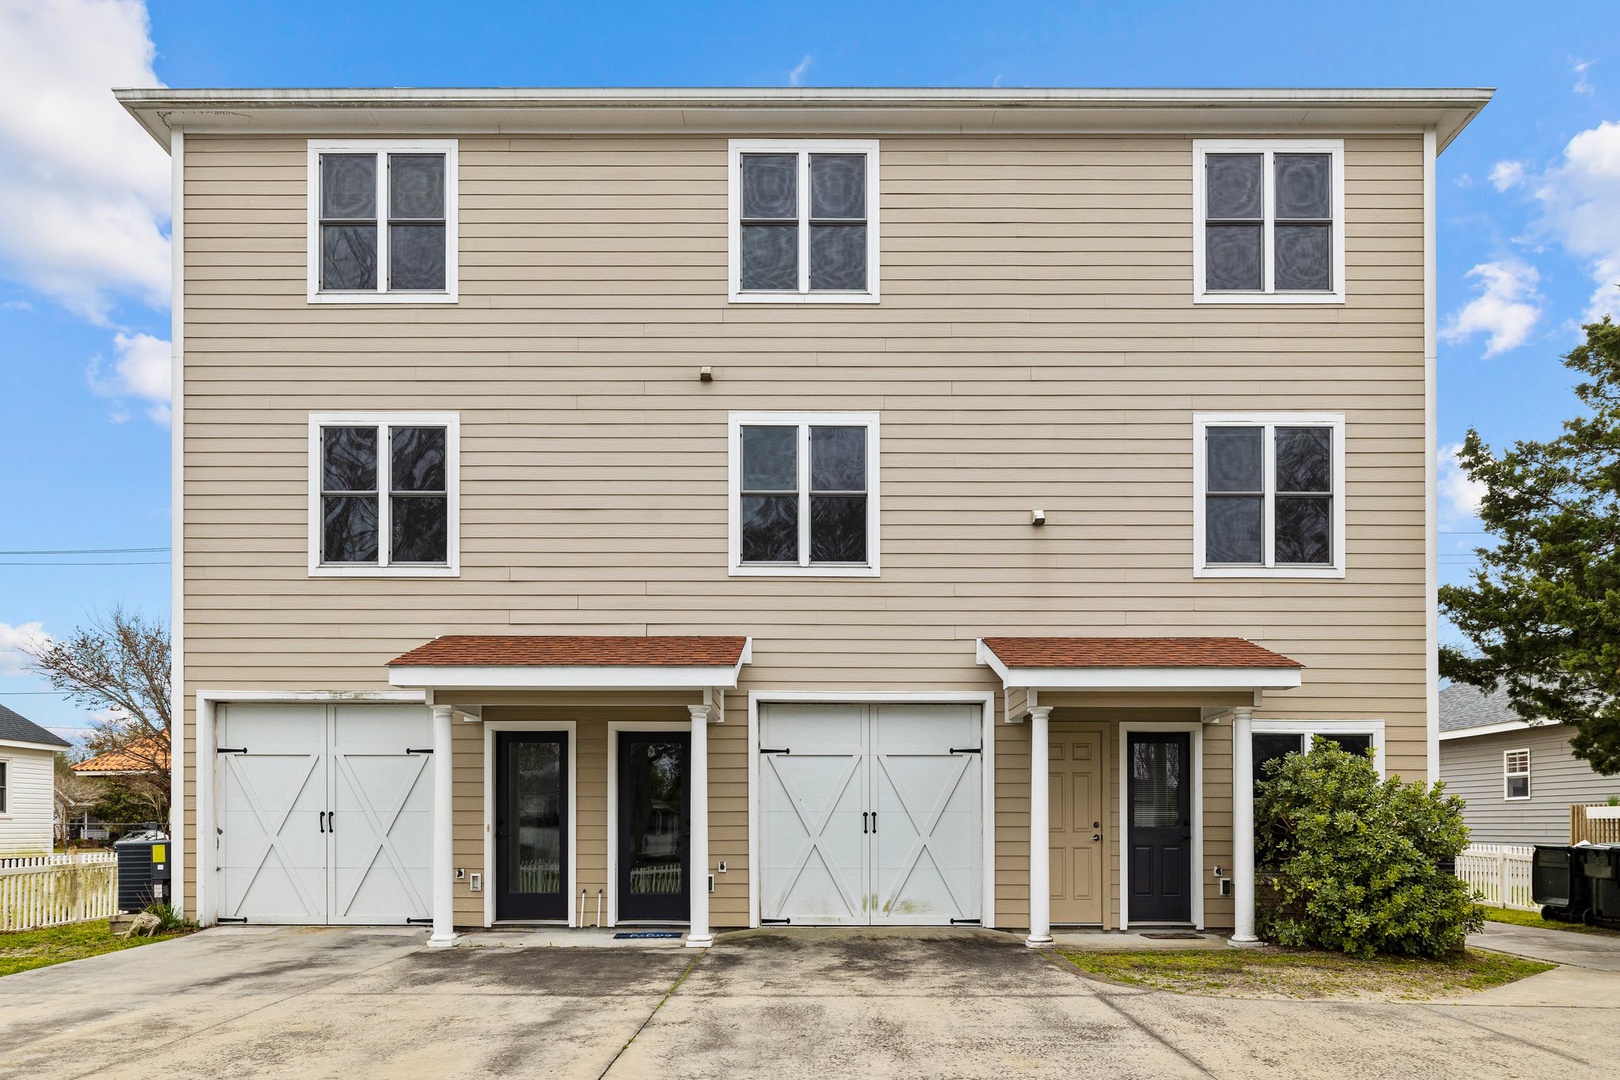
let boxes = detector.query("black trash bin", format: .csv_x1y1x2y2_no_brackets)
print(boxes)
113,831,173,913
1532,845,1591,921
1574,844,1620,925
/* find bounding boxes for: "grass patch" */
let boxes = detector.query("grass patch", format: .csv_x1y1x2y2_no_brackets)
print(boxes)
0,919,190,978
1059,947,1552,1001
1479,905,1620,937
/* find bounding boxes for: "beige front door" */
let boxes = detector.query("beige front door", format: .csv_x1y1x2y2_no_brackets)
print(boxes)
1050,725,1105,926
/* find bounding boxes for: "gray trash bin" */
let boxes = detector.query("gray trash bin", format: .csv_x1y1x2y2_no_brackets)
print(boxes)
1574,844,1620,925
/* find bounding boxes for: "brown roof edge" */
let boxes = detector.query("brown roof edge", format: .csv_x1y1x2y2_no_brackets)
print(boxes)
979,636,1302,669
388,634,750,668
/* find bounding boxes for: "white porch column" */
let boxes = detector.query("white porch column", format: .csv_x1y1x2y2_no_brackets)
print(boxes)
1026,706,1054,948
1230,705,1260,947
686,704,714,948
428,704,457,948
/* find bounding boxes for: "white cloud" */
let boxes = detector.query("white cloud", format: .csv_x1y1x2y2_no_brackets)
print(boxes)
1489,160,1527,192
788,55,812,87
1438,443,1487,524
1440,259,1544,357
1533,120,1620,323
1574,58,1596,96
0,621,50,677
87,330,171,424
0,0,169,323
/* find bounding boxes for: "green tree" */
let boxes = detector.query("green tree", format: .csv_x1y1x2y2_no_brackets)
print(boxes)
1441,318,1620,774
1256,741,1480,958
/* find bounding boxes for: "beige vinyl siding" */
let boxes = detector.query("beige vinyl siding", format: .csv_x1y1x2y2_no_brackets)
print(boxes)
1441,725,1620,846
178,131,1429,929
0,747,58,858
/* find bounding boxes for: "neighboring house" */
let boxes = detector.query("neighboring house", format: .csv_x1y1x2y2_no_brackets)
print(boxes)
1439,683,1620,845
117,86,1490,946
70,736,172,779
0,704,72,858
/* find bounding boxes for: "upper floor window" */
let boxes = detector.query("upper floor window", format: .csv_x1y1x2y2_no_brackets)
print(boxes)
729,140,880,304
1193,140,1344,304
728,412,880,576
309,413,460,576
1504,748,1531,800
307,141,458,303
1193,414,1345,578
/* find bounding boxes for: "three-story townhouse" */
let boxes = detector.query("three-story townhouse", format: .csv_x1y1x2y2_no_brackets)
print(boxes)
118,87,1490,947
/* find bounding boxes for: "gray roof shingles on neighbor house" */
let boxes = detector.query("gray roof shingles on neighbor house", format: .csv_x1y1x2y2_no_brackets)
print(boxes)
1439,683,1527,734
0,703,71,748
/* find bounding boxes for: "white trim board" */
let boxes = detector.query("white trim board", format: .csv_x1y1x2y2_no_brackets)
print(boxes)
169,126,186,917
975,641,1300,692
606,719,694,928
1438,719,1547,742
745,690,996,931
389,663,748,691
482,721,578,928
1117,720,1205,931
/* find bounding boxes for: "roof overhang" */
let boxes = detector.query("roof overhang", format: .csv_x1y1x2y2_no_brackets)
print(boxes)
0,737,70,754
115,86,1493,154
976,637,1302,694
1438,718,1548,742
387,635,751,693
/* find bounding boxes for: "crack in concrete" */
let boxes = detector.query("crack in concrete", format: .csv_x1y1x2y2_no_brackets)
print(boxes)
596,950,705,1079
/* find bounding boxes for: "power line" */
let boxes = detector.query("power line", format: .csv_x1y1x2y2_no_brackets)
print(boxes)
0,561,169,566
0,547,169,555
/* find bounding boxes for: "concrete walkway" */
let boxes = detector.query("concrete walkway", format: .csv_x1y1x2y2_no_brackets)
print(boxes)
1468,919,1620,972
3,925,1618,1079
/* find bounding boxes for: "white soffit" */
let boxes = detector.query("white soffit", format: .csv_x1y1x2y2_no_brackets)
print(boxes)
388,662,748,692
974,640,1302,692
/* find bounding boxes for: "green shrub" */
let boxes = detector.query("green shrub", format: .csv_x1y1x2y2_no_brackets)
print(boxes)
142,902,193,932
1255,740,1482,959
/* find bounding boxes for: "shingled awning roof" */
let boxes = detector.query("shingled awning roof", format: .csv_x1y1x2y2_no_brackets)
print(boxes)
388,635,751,691
977,636,1302,691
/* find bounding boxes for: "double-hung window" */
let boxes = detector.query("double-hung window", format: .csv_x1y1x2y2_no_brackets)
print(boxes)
0,759,7,814
309,413,460,576
1252,720,1385,791
729,412,880,576
1504,748,1531,800
308,141,458,302
1194,414,1345,578
1193,140,1344,303
729,140,879,303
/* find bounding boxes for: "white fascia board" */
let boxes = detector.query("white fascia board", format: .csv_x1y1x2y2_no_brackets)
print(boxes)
1438,719,1546,741
0,738,70,753
388,663,745,691
975,639,1300,691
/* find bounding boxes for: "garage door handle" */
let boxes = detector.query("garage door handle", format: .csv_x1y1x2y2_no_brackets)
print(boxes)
319,811,326,834
871,812,877,834
862,812,869,834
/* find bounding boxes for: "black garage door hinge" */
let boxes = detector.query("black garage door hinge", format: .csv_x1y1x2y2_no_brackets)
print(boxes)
216,746,248,754
950,918,982,925
760,917,791,925
759,747,791,755
405,917,433,925
949,747,982,754
216,917,248,924
405,747,434,755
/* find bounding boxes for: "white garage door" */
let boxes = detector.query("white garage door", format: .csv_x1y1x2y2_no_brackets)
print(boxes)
759,702,982,926
217,703,433,925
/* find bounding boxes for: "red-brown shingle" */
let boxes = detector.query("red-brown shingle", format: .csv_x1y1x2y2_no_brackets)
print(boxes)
981,637,1301,669
388,635,749,668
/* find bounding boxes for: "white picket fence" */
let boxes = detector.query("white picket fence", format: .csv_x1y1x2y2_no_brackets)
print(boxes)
1455,843,1537,912
0,851,119,931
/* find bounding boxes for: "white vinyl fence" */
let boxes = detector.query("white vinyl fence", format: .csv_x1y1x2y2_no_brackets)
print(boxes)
1455,843,1537,912
0,851,119,931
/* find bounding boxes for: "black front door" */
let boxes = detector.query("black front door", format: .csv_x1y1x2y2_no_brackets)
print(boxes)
1127,731,1192,923
617,732,691,922
495,732,568,920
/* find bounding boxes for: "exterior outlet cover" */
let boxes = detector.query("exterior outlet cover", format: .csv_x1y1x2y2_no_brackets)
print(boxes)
1220,877,1233,897
717,861,728,873
470,872,482,892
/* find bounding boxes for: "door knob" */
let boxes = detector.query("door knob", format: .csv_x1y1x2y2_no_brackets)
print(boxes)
1092,834,1101,842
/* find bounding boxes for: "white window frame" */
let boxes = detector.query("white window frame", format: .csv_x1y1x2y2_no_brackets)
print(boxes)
307,412,461,577
0,757,8,816
307,140,459,304
728,139,881,304
1252,719,1386,777
728,411,881,577
1504,748,1531,801
1192,139,1345,304
1193,412,1346,579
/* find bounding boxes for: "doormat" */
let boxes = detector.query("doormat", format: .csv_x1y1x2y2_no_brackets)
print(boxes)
614,931,682,939
1139,932,1203,940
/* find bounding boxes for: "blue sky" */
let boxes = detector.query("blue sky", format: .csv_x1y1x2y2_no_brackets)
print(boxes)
2,0,1617,742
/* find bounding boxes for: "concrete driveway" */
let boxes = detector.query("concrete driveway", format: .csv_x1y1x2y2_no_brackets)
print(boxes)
3,925,1618,1079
